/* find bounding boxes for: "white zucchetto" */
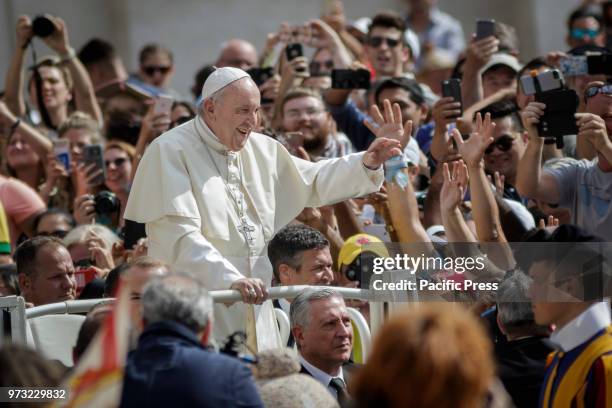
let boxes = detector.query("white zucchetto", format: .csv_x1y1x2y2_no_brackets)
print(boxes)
200,67,250,100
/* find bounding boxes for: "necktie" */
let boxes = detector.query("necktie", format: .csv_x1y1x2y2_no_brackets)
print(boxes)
329,377,349,405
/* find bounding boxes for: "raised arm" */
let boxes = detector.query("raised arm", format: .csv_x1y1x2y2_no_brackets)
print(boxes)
461,36,499,110
0,100,53,158
4,16,33,117
42,16,102,123
515,101,560,203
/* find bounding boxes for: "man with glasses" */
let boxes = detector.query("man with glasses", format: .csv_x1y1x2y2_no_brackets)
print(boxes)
280,88,353,160
567,8,606,49
517,81,612,239
478,99,528,203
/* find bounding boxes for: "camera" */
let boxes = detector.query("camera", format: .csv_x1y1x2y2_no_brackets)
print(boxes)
32,15,56,38
94,191,121,215
331,69,371,90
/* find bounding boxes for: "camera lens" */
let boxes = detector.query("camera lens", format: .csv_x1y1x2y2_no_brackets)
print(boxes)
94,191,121,215
32,16,56,38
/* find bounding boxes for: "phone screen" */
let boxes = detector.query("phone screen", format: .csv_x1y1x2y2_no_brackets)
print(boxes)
82,144,106,186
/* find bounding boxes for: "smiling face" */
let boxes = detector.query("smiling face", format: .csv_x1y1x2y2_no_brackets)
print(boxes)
29,66,72,111
483,116,526,185
6,133,41,171
282,95,330,151
294,296,353,374
203,78,261,151
104,147,132,193
365,27,408,77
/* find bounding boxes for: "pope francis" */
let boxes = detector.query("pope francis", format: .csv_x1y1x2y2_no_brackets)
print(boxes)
125,67,403,350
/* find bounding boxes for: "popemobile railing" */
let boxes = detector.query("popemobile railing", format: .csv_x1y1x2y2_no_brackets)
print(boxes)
2,286,387,361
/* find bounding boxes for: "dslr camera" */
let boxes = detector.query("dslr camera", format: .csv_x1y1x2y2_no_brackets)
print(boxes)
32,15,56,38
94,191,121,215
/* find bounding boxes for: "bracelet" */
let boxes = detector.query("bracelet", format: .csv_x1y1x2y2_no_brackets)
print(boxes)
8,118,21,137
59,47,76,64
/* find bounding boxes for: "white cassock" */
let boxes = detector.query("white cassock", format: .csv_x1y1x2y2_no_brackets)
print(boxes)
124,115,383,350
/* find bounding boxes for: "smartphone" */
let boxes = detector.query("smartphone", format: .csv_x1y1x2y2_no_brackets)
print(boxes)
476,19,496,40
123,219,147,250
441,79,463,117
54,139,70,172
535,88,579,137
559,56,588,77
331,69,371,89
520,69,565,96
82,144,106,186
153,95,173,115
246,67,274,86
285,43,304,61
587,54,612,75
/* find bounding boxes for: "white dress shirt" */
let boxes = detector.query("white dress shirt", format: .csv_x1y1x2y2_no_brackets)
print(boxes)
550,302,611,352
298,354,345,399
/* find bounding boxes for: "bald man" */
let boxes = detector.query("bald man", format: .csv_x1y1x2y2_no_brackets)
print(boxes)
215,39,258,71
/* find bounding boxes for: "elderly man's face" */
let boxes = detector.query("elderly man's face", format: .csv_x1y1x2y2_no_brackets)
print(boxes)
20,244,76,306
205,78,261,151
294,296,353,372
282,96,330,151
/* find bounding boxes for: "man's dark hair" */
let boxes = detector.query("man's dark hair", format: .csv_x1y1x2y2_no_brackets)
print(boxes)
104,262,130,297
517,57,555,81
368,11,406,40
567,8,603,32
33,208,76,234
516,224,610,301
191,64,216,99
374,77,425,106
73,303,112,362
139,43,173,66
477,98,524,132
268,225,329,282
78,38,116,67
15,236,63,278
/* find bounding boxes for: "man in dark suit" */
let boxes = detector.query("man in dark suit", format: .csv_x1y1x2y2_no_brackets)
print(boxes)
495,270,554,408
290,287,354,406
120,273,263,408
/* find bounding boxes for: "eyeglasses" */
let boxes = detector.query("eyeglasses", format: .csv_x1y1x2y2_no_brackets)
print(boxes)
143,65,171,76
284,108,325,120
309,60,334,75
367,36,401,48
484,135,515,155
105,157,128,168
37,230,69,239
585,84,612,100
570,28,600,40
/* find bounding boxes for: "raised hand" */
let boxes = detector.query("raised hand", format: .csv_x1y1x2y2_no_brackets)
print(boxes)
576,113,611,153
15,15,33,49
451,112,495,167
440,161,469,214
464,35,500,71
431,97,462,131
40,15,71,55
364,99,413,149
520,101,545,140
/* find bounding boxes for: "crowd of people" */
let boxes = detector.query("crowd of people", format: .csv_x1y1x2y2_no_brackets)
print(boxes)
1,0,612,407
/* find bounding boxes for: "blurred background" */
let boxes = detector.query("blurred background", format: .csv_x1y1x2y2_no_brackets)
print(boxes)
0,0,584,97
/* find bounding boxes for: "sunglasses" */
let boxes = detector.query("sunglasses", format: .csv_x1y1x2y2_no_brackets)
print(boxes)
105,157,128,168
37,230,69,239
367,36,400,48
485,135,515,155
570,28,600,40
143,65,171,76
309,60,334,75
585,84,612,100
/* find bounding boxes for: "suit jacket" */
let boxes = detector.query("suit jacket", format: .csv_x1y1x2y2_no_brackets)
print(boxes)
300,361,358,404
495,335,554,408
120,320,263,408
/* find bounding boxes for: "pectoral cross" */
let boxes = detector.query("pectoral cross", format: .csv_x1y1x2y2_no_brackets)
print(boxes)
238,217,256,245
